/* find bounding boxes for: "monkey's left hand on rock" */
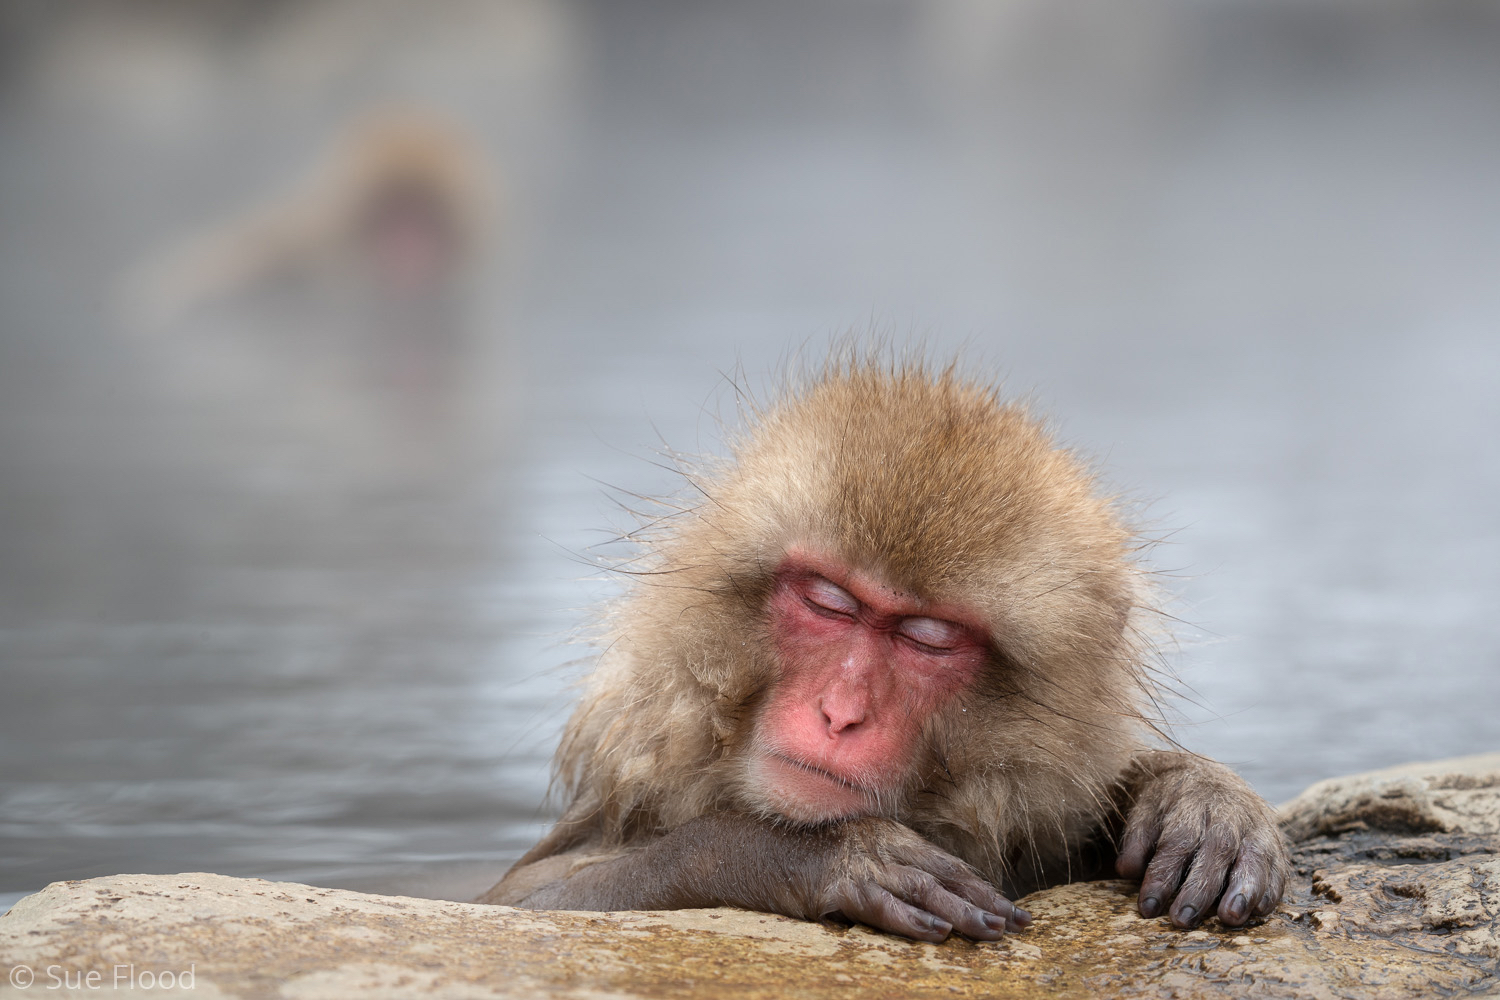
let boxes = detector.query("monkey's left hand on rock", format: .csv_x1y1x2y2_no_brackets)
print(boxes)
1115,752,1291,929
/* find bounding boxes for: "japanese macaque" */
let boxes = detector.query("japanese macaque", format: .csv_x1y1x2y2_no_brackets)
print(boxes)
480,359,1289,942
120,109,495,330
113,110,510,479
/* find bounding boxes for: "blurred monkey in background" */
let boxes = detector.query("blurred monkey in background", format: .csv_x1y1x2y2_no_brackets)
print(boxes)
118,110,508,482
121,110,497,329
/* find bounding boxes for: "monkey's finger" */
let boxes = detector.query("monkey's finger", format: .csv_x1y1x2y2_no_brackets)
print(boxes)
886,867,1007,941
1137,835,1193,919
886,844,1031,933
1115,811,1164,879
1251,845,1289,919
888,840,982,883
1254,878,1285,919
1215,845,1275,926
936,873,1031,932
1167,828,1239,929
1213,829,1289,925
838,883,953,943
893,847,1030,930
1215,870,1263,927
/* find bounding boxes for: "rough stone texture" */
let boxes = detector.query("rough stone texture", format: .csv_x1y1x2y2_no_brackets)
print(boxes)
1274,751,1500,997
1279,751,1500,842
3,754,1498,999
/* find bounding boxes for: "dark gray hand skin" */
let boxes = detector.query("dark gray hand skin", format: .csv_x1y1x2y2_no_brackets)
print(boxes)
500,813,1031,944
1114,752,1291,929
488,751,1289,939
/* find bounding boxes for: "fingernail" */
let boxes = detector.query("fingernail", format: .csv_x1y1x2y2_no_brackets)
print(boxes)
1012,907,1032,926
1227,893,1248,922
982,912,1006,931
929,917,952,933
1140,896,1161,917
1176,905,1197,926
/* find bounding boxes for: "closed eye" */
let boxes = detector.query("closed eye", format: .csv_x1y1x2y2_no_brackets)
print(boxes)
897,616,965,653
802,577,860,616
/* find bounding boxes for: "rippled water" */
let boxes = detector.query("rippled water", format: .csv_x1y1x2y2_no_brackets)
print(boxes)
3,1,1499,908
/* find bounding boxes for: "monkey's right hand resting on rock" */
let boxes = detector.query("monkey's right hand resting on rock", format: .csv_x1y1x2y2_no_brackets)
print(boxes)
479,358,1291,941
499,814,1029,943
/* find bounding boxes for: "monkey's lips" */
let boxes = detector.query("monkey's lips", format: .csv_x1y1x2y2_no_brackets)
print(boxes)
752,751,881,822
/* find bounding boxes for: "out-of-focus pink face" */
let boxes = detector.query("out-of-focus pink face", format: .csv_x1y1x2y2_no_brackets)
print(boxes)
747,549,989,823
363,185,459,294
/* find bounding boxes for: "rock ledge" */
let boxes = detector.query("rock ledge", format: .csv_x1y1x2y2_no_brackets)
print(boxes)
3,754,1498,999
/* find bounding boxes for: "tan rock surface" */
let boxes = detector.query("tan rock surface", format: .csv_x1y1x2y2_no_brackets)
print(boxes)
3,754,1498,999
1278,751,1500,841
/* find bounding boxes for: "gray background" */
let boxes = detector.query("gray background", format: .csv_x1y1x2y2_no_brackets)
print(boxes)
2,0,1498,908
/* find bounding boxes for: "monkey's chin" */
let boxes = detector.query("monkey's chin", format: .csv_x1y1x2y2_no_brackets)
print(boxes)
749,752,880,824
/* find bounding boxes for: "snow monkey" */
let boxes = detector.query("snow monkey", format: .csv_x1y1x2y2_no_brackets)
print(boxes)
121,109,495,330
481,358,1290,942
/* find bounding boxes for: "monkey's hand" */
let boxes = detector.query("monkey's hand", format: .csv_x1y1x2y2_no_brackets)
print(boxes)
808,816,1031,943
1115,751,1290,929
495,812,1027,943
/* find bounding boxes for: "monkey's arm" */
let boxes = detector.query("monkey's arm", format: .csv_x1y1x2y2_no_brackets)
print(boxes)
483,812,1029,943
1114,750,1290,929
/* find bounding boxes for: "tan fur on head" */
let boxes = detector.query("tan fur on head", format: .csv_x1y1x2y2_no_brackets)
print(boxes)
551,353,1166,892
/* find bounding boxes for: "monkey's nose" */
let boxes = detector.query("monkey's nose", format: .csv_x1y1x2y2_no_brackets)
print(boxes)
818,695,867,735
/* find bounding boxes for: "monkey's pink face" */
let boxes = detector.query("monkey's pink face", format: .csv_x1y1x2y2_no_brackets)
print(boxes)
748,551,989,824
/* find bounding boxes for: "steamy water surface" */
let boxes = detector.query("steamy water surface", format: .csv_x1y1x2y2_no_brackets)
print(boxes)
2,1,1499,907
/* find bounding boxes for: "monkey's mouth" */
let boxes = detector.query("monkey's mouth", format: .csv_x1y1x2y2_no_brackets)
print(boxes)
771,753,869,792
752,751,881,822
